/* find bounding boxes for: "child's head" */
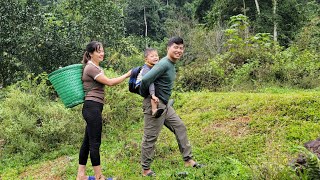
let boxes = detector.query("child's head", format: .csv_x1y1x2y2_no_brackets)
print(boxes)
144,48,159,65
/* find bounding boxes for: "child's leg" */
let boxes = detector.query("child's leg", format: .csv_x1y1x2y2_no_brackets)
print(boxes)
151,99,158,115
151,99,164,118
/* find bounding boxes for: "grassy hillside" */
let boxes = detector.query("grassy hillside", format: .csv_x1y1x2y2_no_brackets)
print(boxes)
1,89,320,179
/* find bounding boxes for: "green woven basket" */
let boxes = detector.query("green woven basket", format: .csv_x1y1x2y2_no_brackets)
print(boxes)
48,64,84,108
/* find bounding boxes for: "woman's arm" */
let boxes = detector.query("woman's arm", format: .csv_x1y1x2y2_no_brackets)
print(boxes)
95,70,131,86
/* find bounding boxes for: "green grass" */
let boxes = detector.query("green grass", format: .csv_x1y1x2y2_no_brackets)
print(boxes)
1,90,320,179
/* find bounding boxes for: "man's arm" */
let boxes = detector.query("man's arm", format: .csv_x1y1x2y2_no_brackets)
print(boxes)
139,64,166,97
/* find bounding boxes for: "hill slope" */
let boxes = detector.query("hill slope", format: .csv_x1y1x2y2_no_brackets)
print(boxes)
1,91,320,179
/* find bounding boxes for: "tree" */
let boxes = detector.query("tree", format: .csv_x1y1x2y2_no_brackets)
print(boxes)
78,0,125,47
0,0,44,86
124,0,165,42
205,0,310,47
195,0,216,23
273,0,277,42
254,0,260,15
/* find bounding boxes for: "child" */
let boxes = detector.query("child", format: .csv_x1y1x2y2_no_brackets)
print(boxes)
136,48,164,118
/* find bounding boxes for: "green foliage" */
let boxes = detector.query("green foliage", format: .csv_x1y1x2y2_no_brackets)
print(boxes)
291,147,320,179
223,14,273,67
271,47,320,89
220,13,320,90
105,50,143,74
177,15,279,91
0,54,26,87
194,0,215,23
205,0,246,26
204,0,310,47
0,0,41,86
124,0,166,41
176,59,225,91
0,0,127,86
1,0,319,91
102,69,143,125
295,16,320,52
182,26,225,64
302,150,320,179
0,73,83,165
228,60,261,90
2,88,320,179
275,0,307,46
80,0,125,46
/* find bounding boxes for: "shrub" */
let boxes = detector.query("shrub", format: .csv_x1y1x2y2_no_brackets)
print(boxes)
106,52,143,74
0,74,83,163
271,47,320,89
183,26,225,65
176,59,225,91
102,69,143,125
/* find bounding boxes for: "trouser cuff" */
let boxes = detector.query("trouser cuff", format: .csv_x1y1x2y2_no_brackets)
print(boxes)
142,165,150,170
184,157,193,162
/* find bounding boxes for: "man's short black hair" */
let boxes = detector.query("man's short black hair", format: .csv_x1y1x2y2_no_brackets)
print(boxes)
167,36,184,47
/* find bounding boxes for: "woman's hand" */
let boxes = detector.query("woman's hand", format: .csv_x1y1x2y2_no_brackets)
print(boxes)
126,69,132,78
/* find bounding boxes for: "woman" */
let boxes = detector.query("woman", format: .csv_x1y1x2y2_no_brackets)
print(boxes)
76,41,131,180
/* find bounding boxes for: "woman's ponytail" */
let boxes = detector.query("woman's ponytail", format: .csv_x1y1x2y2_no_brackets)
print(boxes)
82,51,90,64
81,41,103,65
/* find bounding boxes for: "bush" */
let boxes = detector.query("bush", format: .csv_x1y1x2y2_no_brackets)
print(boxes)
102,69,143,125
271,47,320,89
0,74,83,163
106,52,143,74
183,26,225,65
176,59,225,91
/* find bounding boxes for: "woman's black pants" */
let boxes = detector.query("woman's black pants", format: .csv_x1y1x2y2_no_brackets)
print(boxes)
79,100,103,166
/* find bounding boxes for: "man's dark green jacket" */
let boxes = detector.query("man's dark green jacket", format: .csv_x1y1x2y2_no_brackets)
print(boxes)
139,56,176,104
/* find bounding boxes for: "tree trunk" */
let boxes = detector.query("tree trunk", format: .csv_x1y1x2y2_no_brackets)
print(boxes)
242,0,249,41
242,0,246,16
273,0,277,42
144,6,148,47
254,0,260,15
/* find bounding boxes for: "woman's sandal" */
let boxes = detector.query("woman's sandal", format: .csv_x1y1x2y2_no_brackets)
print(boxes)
89,175,114,180
143,170,156,177
192,162,205,168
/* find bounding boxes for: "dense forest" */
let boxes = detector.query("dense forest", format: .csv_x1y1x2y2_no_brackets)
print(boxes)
1,0,320,179
1,0,319,91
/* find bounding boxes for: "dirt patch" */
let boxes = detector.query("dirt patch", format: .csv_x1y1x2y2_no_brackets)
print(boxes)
204,116,251,137
19,156,72,180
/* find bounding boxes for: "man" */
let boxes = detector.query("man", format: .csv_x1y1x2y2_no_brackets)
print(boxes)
139,36,203,177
